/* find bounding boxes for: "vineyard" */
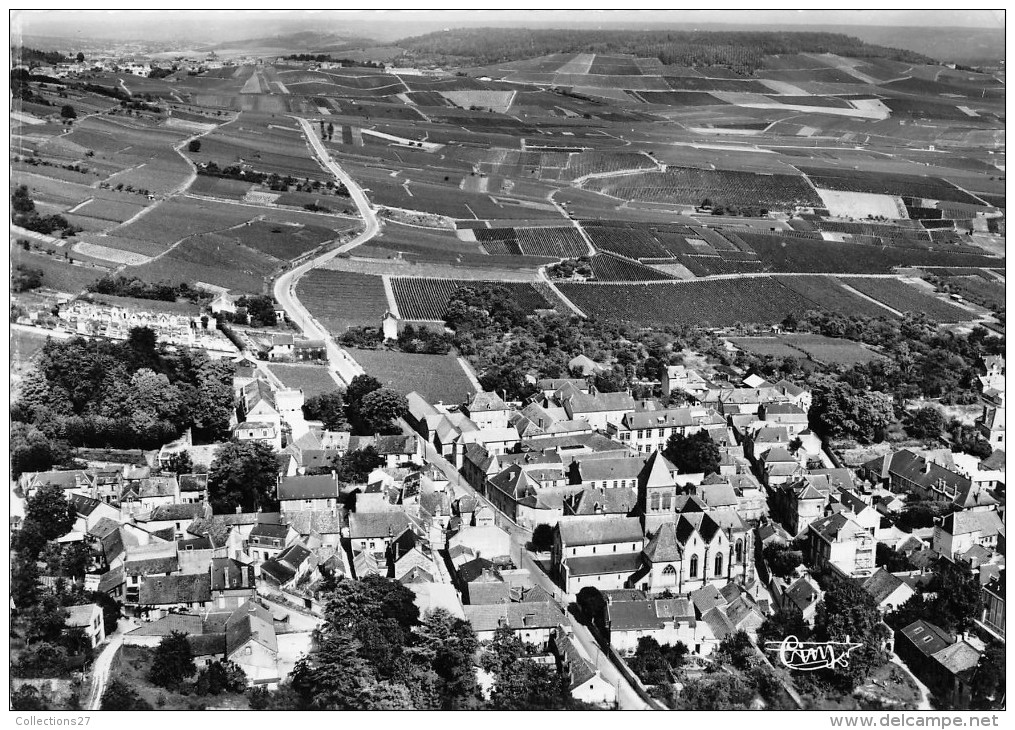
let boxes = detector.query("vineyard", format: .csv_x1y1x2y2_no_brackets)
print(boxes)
562,151,657,180
297,270,390,334
347,348,476,404
587,252,675,281
516,227,589,257
391,277,554,320
799,167,985,206
837,277,974,323
556,278,820,327
774,275,900,319
587,168,823,210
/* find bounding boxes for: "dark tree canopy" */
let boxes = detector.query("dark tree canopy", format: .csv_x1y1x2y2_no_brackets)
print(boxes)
207,440,281,513
148,631,196,690
663,429,721,476
302,389,349,431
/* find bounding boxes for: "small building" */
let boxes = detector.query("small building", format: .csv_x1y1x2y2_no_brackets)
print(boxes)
64,603,106,648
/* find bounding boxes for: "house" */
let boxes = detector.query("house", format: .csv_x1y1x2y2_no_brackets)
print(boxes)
234,421,283,451
277,474,340,513
64,604,106,648
464,601,566,648
138,573,213,619
862,569,917,613
567,456,645,490
179,474,209,504
605,595,697,655
463,391,513,430
68,493,121,534
979,569,1004,639
770,476,829,536
348,511,412,554
861,449,971,503
551,628,617,706
349,434,423,467
568,354,607,377
448,525,513,563
562,391,636,431
807,512,875,578
553,516,644,594
932,509,1004,560
140,502,208,541
536,379,588,398
259,542,314,592
247,522,297,563
778,572,823,625
896,620,982,709
605,406,725,454
662,365,712,400
757,402,810,437
226,601,280,686
210,558,256,610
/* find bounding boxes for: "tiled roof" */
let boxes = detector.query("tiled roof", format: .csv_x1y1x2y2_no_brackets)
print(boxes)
210,558,254,591
556,515,643,547
933,641,982,675
622,407,724,430
565,552,642,577
139,573,212,605
97,567,124,593
567,391,636,414
701,606,736,639
643,522,682,563
553,631,597,690
88,516,122,539
862,569,908,605
570,487,637,516
784,576,820,613
124,555,179,577
899,620,953,657
250,522,291,540
941,510,1003,537
127,614,202,637
68,493,102,516
467,391,508,412
178,474,209,492
226,601,277,656
349,511,410,539
149,503,206,521
464,601,565,632
278,474,339,501
284,510,343,535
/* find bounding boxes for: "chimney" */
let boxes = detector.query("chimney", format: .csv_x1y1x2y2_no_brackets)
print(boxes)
924,459,932,475
235,505,242,514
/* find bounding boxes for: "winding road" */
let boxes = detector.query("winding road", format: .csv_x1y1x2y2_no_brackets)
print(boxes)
272,117,382,385
85,632,124,710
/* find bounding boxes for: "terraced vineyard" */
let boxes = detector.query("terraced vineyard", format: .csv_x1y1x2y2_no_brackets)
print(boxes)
774,275,901,319
391,277,554,320
587,252,675,281
557,277,819,326
515,227,588,257
297,270,390,333
838,277,974,323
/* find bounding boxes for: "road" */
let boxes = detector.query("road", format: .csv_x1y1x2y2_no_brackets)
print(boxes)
272,117,381,385
85,631,124,710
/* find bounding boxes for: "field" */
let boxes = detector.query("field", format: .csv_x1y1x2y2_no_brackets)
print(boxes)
346,348,476,404
126,232,278,293
798,167,986,206
731,334,886,366
297,270,390,334
391,277,553,320
774,275,900,318
837,277,975,323
587,168,823,210
267,363,340,397
557,278,820,327
587,253,675,281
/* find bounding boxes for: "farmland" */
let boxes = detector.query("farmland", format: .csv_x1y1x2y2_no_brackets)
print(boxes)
297,270,390,333
391,277,554,320
837,277,975,323
731,334,886,366
346,348,477,404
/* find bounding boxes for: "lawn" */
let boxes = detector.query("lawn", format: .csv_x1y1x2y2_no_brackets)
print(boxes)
346,348,476,405
267,363,340,397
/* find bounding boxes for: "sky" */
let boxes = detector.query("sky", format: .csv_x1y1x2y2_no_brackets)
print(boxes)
12,9,1004,44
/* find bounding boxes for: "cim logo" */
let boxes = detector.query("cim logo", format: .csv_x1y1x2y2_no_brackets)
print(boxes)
765,635,863,671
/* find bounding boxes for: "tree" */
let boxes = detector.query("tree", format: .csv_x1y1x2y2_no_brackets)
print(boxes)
970,640,1005,709
674,672,755,710
76,52,85,62
663,430,721,476
763,542,805,579
576,586,608,635
164,450,193,476
875,543,916,571
61,542,91,579
12,185,35,214
207,440,280,512
809,380,894,444
813,575,890,690
24,483,76,543
11,556,41,610
60,104,76,119
11,685,48,710
410,608,481,709
715,630,754,671
482,627,577,710
195,660,248,695
188,139,201,153
332,446,383,483
302,390,349,430
757,607,811,647
290,629,381,709
11,423,72,480
345,374,382,413
905,406,946,440
101,678,152,710
358,388,408,433
932,560,982,632
148,631,196,690
530,523,554,552
629,636,686,685
237,295,277,328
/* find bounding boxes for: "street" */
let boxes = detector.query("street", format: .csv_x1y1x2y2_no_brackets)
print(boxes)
271,117,382,386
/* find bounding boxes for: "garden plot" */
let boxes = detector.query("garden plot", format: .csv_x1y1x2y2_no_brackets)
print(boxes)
815,188,908,219
440,90,516,114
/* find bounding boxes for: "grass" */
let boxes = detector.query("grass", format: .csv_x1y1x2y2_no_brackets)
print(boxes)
109,645,249,711
267,363,340,397
347,348,476,405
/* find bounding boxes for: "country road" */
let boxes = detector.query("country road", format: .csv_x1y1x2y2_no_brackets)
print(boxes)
85,633,124,710
272,117,382,385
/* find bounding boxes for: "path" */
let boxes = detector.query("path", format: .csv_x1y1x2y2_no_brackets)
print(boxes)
272,117,382,385
85,632,124,710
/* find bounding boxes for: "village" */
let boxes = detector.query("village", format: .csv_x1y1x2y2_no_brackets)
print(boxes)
11,322,1006,709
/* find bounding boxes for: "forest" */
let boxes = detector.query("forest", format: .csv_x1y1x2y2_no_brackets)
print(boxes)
398,28,932,74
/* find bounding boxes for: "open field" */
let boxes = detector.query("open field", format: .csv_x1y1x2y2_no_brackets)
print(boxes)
267,363,340,397
346,348,476,404
731,334,886,366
